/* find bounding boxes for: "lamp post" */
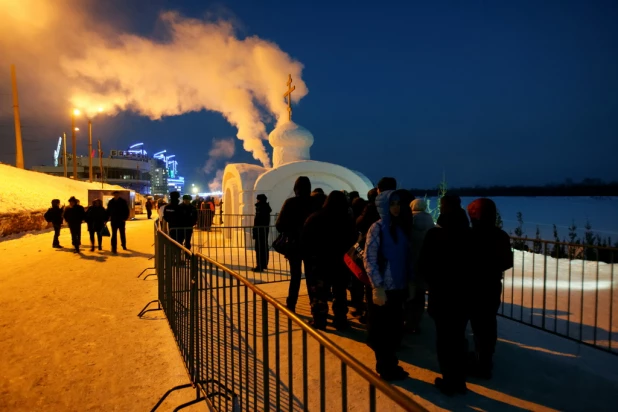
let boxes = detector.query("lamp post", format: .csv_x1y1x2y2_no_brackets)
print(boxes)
87,108,103,183
71,109,80,180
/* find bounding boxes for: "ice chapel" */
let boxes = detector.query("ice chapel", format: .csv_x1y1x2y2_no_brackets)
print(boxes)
221,75,374,221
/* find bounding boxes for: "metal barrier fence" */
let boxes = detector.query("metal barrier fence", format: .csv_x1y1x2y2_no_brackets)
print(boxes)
196,211,279,229
145,225,426,412
502,237,618,354
165,225,292,284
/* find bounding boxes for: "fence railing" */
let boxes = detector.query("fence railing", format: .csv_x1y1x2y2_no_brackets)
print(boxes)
146,225,426,411
197,211,279,228
502,236,618,354
167,225,292,284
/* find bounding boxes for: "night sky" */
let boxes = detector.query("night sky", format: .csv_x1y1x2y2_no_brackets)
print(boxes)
2,0,617,190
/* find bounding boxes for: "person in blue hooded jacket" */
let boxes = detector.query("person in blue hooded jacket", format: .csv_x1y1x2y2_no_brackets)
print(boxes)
363,190,412,381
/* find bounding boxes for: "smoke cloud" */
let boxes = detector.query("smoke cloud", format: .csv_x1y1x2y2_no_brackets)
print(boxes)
203,138,235,174
1,0,308,167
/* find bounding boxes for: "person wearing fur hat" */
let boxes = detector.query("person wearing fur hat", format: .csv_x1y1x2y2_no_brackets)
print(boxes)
467,198,513,379
363,190,412,381
63,196,86,253
418,194,472,395
253,194,272,272
404,198,435,333
106,191,130,253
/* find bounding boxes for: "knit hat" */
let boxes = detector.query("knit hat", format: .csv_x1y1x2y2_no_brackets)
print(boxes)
170,191,180,199
257,194,267,202
467,198,497,225
182,194,192,201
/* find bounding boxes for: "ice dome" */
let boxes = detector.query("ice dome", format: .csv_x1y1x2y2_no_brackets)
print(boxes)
268,121,314,167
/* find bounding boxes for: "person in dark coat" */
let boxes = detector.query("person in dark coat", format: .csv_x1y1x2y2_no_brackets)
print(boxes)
301,191,357,330
253,194,272,272
351,197,367,221
356,177,396,235
106,191,130,253
348,191,360,205
85,198,108,251
145,198,153,219
177,194,198,249
418,195,472,395
164,191,183,243
467,198,513,379
63,196,85,253
310,189,327,214
348,196,368,316
275,176,313,313
363,190,412,381
44,199,64,248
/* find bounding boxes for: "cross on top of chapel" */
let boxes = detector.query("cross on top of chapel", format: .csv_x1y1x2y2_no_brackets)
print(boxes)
283,74,296,122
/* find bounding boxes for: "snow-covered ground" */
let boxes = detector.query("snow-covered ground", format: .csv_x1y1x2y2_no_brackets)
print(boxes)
0,163,123,214
0,215,207,411
503,250,617,352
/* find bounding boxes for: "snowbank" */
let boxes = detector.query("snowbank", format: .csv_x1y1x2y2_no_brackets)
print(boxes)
0,163,124,237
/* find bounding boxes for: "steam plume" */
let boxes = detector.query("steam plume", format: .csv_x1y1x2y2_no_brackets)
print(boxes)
204,138,235,174
1,1,309,167
209,169,225,192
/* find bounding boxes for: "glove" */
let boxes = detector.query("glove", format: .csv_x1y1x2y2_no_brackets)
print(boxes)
372,287,387,306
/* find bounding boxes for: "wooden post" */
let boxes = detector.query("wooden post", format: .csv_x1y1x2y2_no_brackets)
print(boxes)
63,133,68,177
71,113,77,180
10,65,24,169
98,140,103,188
88,119,93,182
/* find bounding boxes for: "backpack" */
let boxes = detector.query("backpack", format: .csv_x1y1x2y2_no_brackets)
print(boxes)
344,222,385,285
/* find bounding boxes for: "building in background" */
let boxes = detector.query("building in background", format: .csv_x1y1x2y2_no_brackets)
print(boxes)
32,142,184,195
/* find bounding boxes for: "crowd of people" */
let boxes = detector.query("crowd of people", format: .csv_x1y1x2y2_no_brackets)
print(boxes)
157,191,199,249
264,176,513,395
44,190,130,254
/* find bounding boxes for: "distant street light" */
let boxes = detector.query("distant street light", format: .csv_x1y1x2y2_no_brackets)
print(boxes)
192,187,198,194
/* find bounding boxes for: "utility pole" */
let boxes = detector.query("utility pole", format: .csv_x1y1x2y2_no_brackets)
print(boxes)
71,111,77,179
88,119,93,182
98,140,103,189
63,133,68,177
10,65,24,169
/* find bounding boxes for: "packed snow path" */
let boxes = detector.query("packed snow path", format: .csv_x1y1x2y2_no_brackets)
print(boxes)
0,216,206,411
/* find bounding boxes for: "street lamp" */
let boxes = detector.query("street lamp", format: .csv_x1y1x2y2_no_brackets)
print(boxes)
192,186,198,194
88,108,103,183
71,109,80,179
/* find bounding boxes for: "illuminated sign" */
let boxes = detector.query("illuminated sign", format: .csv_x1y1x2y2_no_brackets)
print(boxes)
109,150,148,161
